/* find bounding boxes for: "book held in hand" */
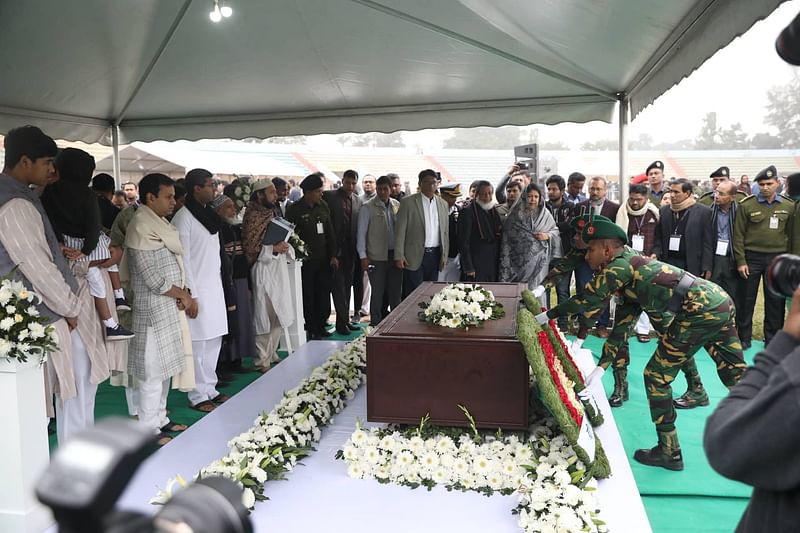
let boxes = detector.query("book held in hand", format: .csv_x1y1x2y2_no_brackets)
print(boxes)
262,217,295,245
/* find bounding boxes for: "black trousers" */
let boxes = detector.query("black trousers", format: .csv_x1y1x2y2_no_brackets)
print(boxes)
402,246,441,299
332,250,356,329
351,251,364,319
301,260,333,335
711,255,745,331
740,251,786,345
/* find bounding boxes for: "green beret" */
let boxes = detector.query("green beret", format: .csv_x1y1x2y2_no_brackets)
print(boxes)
569,213,611,232
710,166,729,178
755,165,778,182
582,217,628,245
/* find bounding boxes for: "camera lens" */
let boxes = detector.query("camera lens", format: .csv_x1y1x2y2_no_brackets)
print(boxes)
154,476,252,533
766,254,800,298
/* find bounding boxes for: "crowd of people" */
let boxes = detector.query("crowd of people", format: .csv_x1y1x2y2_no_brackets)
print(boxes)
3,123,799,460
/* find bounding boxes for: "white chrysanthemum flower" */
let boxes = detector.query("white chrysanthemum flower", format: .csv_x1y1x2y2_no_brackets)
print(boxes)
473,454,490,474
0,338,13,357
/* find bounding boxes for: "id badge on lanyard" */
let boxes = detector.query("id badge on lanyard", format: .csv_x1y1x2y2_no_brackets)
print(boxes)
669,234,681,252
632,234,645,252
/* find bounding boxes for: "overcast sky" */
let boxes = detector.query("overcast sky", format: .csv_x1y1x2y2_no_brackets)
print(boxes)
307,0,800,150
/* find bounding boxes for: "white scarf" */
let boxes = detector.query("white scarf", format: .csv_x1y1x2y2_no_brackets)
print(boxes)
616,200,660,231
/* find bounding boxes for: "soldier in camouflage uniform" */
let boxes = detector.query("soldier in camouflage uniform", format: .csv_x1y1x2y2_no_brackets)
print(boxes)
697,166,748,207
537,217,746,470
537,214,608,334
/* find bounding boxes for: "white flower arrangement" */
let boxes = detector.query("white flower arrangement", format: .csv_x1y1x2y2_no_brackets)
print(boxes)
418,283,504,329
152,335,368,508
0,274,58,364
339,417,606,533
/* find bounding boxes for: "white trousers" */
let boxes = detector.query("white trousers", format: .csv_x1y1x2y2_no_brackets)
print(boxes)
125,386,139,417
188,336,222,406
360,271,371,314
255,297,282,368
86,266,106,299
135,327,170,434
635,312,652,335
55,330,98,444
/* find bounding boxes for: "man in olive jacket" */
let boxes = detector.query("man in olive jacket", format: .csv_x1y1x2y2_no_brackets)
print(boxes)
394,169,449,298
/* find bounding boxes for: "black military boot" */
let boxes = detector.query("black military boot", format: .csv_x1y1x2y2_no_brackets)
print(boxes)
608,368,628,407
633,430,684,471
674,359,709,409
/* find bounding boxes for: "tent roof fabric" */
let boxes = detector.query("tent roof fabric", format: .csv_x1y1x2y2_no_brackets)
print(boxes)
0,0,786,143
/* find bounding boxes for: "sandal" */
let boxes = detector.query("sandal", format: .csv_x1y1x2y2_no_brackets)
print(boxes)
211,394,230,404
254,365,270,374
160,422,188,433
156,433,173,446
191,400,216,413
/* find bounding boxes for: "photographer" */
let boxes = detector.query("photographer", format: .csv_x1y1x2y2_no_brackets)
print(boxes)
704,285,800,532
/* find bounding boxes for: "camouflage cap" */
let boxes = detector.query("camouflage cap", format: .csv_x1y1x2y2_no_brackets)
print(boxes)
582,216,628,245
755,165,778,182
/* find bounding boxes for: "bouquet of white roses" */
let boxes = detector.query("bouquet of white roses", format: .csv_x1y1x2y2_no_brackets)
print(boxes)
0,274,58,364
229,178,253,213
418,283,504,330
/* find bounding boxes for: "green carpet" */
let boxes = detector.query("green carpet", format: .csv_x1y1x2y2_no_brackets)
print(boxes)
580,334,757,532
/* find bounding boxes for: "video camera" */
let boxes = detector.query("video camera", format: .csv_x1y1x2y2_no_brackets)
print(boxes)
36,418,252,533
767,254,800,299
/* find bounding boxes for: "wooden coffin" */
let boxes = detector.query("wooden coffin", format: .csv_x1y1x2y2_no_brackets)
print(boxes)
366,281,529,430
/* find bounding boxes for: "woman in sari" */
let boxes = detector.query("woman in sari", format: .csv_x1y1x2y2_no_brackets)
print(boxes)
499,183,561,305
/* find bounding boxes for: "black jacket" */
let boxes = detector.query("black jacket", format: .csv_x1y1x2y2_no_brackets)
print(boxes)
653,203,713,275
546,199,575,255
322,189,362,257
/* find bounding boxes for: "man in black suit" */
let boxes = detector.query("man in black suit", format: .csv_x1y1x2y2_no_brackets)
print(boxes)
323,169,362,334
653,177,714,410
573,176,619,337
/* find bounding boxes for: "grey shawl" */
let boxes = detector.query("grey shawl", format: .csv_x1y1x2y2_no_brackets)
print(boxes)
498,196,561,288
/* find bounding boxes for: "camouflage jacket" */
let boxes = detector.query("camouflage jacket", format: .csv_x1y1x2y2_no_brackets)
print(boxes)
542,247,586,289
547,246,728,364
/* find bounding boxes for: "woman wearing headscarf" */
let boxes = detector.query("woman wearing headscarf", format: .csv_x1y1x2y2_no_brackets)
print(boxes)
499,183,561,305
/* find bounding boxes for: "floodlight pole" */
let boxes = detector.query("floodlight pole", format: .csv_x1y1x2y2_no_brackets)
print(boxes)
111,124,121,188
617,94,629,206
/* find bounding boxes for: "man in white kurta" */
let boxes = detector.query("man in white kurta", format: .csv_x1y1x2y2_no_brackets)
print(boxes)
171,169,228,410
241,179,295,371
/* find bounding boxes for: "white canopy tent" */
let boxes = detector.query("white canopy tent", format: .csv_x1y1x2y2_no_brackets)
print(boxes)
0,0,788,184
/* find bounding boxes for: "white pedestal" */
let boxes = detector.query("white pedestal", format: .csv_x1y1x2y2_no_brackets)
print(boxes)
0,357,54,533
280,259,307,354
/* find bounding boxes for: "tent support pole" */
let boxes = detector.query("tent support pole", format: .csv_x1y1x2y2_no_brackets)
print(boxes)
618,94,629,206
111,124,121,187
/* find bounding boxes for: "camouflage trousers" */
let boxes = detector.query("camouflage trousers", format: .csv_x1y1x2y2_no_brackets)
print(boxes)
643,298,746,434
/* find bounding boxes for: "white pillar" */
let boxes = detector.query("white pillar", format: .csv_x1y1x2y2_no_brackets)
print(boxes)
111,124,122,189
280,259,307,353
0,358,54,532
618,96,630,205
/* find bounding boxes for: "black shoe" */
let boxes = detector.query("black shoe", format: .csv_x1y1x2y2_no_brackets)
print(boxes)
335,327,350,335
319,330,333,338
673,390,710,409
115,297,131,312
347,323,359,331
741,340,752,350
106,324,135,341
633,445,684,471
309,333,322,341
